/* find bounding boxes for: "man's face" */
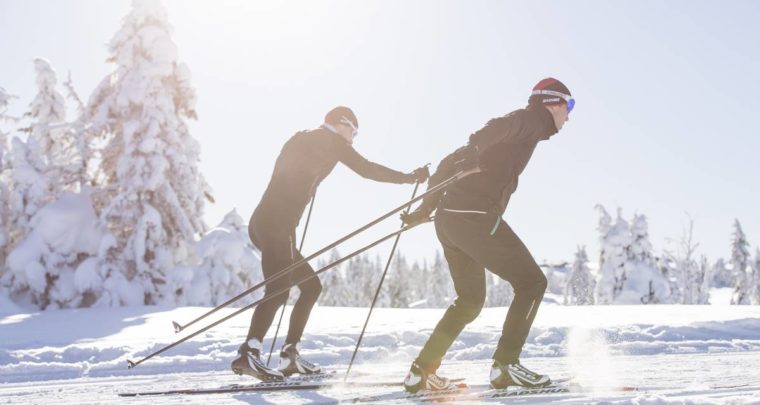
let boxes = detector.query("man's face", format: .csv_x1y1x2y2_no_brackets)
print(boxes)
547,103,570,131
336,123,354,144
337,116,358,144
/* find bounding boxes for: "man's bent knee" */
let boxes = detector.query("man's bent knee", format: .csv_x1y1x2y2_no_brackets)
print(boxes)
450,297,484,324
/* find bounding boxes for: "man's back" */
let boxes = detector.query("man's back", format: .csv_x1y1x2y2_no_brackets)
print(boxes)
257,128,344,225
442,105,557,215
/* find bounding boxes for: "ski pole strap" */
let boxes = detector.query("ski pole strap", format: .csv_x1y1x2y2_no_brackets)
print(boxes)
127,223,420,369
172,170,468,333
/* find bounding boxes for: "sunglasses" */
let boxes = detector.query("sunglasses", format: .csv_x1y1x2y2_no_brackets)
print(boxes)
531,89,575,113
340,116,359,138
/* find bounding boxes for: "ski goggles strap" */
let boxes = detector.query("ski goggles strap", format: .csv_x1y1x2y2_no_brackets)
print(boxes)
531,89,575,113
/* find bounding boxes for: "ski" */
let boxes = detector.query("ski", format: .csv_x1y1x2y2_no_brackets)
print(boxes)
346,377,637,403
118,372,399,397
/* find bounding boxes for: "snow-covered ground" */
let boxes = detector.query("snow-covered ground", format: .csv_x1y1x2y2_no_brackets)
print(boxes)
2,298,760,404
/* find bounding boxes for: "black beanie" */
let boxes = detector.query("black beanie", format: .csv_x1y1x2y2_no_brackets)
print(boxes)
325,106,358,128
528,78,572,106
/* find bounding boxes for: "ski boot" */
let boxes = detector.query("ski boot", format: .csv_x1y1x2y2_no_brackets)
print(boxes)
403,361,454,393
278,343,321,377
490,360,551,389
230,339,285,381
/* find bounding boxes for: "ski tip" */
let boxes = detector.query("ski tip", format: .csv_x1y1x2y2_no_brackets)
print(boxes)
127,359,136,369
172,321,183,333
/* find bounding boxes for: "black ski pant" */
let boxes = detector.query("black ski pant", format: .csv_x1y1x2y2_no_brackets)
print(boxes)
416,209,547,371
246,212,322,346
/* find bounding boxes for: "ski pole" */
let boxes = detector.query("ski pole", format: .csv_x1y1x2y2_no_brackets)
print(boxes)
266,193,316,366
128,222,424,370
344,182,420,381
171,170,469,334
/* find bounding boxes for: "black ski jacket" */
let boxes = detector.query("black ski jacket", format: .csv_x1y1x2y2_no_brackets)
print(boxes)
253,127,413,229
422,104,558,216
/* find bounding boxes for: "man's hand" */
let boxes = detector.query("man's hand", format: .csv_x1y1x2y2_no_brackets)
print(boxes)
400,208,432,227
408,165,430,184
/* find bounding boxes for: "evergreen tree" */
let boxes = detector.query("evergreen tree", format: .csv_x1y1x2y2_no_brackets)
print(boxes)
372,254,391,307
83,0,212,305
594,206,630,304
594,207,670,304
363,255,385,306
317,249,347,306
730,219,752,305
386,253,411,308
544,262,570,296
664,216,709,304
710,258,733,288
409,257,430,308
22,59,66,182
696,255,712,304
23,59,86,193
168,209,263,306
1,59,92,309
427,251,453,308
622,213,670,304
7,137,51,245
345,254,376,306
564,246,595,305
398,253,429,308
486,273,514,307
0,87,15,267
3,191,103,309
751,248,760,305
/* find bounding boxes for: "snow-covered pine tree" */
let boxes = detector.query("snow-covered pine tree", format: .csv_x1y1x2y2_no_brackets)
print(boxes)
406,261,427,307
0,87,15,267
664,216,709,304
83,0,212,306
543,262,569,296
4,191,104,309
23,59,86,193
696,255,711,304
486,273,514,307
408,257,430,308
168,209,263,306
1,59,97,309
427,251,453,308
360,255,383,306
386,253,411,308
22,59,66,187
7,137,52,246
710,258,733,288
594,206,630,304
622,213,670,304
397,254,435,308
750,248,760,305
564,246,595,305
372,254,391,308
317,249,347,306
656,255,680,303
729,219,752,305
345,254,377,306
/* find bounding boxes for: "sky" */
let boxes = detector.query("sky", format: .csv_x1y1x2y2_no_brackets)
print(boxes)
1,0,759,267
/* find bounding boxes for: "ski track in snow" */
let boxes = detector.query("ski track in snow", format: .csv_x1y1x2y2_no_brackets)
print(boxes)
2,304,760,404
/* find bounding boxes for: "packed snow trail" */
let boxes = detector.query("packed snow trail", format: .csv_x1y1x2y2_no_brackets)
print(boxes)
2,304,760,403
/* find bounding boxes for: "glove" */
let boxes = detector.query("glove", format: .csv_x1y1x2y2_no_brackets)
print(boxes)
400,208,432,227
408,165,430,183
